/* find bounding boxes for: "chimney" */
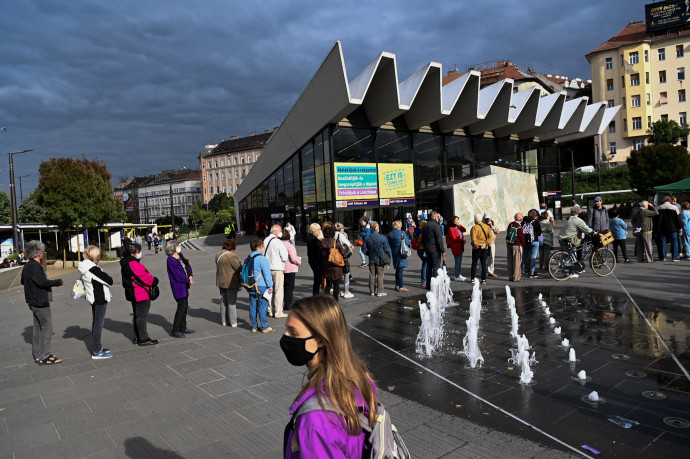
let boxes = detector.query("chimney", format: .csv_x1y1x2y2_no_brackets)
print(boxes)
249,131,256,136
447,69,458,76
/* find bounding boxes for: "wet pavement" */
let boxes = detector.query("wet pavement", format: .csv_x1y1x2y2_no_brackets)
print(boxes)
352,286,690,458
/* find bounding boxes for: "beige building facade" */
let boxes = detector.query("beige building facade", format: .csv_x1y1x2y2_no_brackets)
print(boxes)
588,21,690,165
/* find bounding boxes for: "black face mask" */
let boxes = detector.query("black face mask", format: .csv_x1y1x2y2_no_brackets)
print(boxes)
280,334,320,366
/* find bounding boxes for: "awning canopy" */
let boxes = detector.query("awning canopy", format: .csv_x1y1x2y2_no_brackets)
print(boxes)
653,177,690,193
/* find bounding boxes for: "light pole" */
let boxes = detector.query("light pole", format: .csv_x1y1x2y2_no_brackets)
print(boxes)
8,149,33,253
18,174,31,202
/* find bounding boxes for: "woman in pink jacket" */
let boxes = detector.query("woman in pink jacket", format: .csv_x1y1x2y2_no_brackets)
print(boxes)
281,231,301,311
120,243,159,346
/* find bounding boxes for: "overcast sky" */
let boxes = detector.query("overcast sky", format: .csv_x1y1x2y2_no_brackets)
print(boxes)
0,0,651,198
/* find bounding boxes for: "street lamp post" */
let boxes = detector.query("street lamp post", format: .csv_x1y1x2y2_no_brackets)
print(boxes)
7,149,33,253
18,174,31,202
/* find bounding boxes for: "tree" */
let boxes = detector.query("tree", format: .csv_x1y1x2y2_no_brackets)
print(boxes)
627,145,690,195
18,191,45,223
154,215,184,227
207,192,231,212
646,119,690,145
574,85,592,103
0,191,11,224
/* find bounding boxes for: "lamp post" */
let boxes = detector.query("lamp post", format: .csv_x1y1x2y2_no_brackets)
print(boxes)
7,149,34,253
18,174,31,202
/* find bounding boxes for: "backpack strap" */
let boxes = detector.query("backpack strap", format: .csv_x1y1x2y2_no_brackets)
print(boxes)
291,397,343,452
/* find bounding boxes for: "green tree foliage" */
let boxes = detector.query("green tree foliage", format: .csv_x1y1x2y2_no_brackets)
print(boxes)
35,157,121,229
574,85,592,103
646,119,690,145
545,167,640,203
154,215,184,227
627,145,690,195
0,191,11,224
207,192,232,212
18,191,45,223
188,201,212,226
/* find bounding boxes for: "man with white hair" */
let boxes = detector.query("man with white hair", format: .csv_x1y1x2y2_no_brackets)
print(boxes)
470,213,495,284
263,224,289,318
631,200,658,263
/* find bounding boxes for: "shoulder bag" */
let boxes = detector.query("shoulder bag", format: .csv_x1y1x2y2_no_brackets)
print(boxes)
372,236,392,267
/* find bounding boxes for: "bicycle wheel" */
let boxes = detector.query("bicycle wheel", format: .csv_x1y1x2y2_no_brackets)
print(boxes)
548,250,574,281
590,247,616,276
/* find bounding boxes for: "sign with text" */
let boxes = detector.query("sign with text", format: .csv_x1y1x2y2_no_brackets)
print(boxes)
646,1,690,31
334,163,378,201
543,191,562,197
302,168,316,203
378,163,415,199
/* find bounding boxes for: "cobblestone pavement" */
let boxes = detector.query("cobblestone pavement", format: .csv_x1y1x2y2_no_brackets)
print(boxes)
1,230,687,458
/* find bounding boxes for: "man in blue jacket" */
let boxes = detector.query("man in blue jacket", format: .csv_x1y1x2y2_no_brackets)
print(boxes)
247,238,274,333
362,222,392,296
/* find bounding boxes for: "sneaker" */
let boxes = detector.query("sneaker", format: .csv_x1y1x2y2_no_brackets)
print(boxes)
138,338,159,346
672,259,680,262
421,283,427,288
455,275,466,282
251,328,257,333
361,263,367,267
343,292,354,298
339,291,345,297
222,322,227,326
376,292,387,297
371,293,376,296
274,312,288,318
171,331,185,338
262,328,275,334
183,329,195,334
481,279,487,284
230,323,238,328
92,349,113,359
102,348,110,353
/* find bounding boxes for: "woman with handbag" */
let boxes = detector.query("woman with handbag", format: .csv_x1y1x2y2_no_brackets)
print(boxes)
387,220,410,292
120,242,159,346
78,245,114,359
335,223,354,299
216,238,242,326
319,225,345,301
281,230,302,310
166,240,195,338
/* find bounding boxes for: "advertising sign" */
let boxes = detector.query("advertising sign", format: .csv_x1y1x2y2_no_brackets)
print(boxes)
646,1,690,31
302,168,316,203
543,191,562,197
334,163,378,201
378,163,415,200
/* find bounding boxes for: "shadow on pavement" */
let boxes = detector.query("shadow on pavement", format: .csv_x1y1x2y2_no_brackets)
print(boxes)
124,437,183,459
62,324,92,353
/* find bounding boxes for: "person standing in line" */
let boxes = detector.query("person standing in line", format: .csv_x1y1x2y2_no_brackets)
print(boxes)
587,196,610,232
153,233,160,255
120,243,159,346
358,212,371,267
78,245,114,359
363,221,392,296
307,223,324,296
405,214,416,240
388,220,411,292
247,238,274,333
158,234,164,254
681,201,690,259
319,225,346,301
215,238,241,327
657,196,683,262
334,223,354,299
538,211,554,270
632,201,658,263
521,209,542,278
446,216,466,282
21,240,64,365
281,230,301,309
146,233,152,251
166,240,195,338
506,213,525,282
421,211,445,290
280,296,379,458
415,221,428,288
483,213,499,278
469,214,495,284
285,221,297,246
264,224,289,318
609,209,630,263
540,202,555,227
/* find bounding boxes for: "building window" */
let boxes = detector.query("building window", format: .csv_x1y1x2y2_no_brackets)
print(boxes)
658,48,665,60
220,160,224,167
631,95,641,107
203,175,206,182
680,89,686,102
678,67,685,80
632,117,642,130
677,45,684,58
630,74,640,86
644,49,649,62
661,114,669,121
247,156,252,163
607,99,614,108
661,92,668,104
241,158,245,164
633,139,645,151
228,185,233,193
622,97,626,108
221,174,225,180
660,70,666,83
206,161,210,169
605,57,613,70
609,142,616,154
648,116,652,128
681,112,688,125
620,55,625,66
201,162,205,169
606,79,614,91
629,51,639,64
609,121,616,133
621,76,626,87
235,171,238,178
647,93,651,106
623,118,627,131
645,72,650,84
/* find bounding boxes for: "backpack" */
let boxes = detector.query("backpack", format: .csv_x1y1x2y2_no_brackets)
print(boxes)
240,253,261,292
506,224,519,244
291,397,410,459
328,240,345,267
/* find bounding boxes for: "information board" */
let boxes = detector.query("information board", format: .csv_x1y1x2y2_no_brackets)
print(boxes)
334,163,378,201
378,163,415,199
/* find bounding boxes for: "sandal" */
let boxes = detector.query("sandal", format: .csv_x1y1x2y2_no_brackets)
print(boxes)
38,355,62,365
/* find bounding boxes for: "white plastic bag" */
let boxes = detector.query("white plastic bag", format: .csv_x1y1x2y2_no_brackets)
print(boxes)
72,279,86,299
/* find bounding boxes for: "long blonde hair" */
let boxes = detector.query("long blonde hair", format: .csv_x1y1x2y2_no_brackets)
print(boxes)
290,295,377,434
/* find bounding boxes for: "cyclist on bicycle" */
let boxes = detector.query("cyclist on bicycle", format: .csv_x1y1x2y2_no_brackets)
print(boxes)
557,204,594,273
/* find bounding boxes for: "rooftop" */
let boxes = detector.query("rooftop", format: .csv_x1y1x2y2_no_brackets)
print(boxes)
201,131,274,158
587,20,690,58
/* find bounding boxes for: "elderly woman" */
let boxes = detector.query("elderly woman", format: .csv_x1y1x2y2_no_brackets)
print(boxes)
307,222,323,296
281,230,301,310
216,238,241,327
21,240,63,364
334,222,354,298
121,243,159,346
78,245,114,359
388,220,411,292
166,240,194,338
319,225,346,301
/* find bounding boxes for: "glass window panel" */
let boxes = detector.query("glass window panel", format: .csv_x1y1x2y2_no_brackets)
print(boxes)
413,132,442,190
332,126,374,163
314,132,324,167
375,130,412,163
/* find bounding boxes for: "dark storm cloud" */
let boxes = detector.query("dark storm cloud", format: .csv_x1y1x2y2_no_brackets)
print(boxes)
0,0,649,194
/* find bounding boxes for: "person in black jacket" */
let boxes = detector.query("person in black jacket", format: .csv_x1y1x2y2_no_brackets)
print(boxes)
78,245,114,359
657,196,683,261
421,211,445,290
307,222,323,296
21,240,63,365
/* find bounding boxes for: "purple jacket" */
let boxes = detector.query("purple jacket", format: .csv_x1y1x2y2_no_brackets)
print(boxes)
283,383,375,458
166,255,191,300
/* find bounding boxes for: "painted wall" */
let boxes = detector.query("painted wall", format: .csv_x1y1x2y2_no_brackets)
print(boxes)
452,166,540,231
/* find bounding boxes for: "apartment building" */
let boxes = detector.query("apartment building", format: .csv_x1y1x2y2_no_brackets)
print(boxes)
137,169,202,224
199,131,274,204
587,14,690,165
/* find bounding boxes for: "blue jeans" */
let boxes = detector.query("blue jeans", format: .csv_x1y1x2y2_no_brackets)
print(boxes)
528,241,539,272
659,231,679,260
683,230,690,258
91,302,108,354
395,267,405,288
249,287,270,330
417,251,427,284
453,254,463,278
359,246,366,263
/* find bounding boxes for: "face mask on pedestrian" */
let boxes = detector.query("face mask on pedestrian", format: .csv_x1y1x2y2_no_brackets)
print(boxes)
277,232,283,238
135,253,142,260
176,247,181,254
280,334,320,366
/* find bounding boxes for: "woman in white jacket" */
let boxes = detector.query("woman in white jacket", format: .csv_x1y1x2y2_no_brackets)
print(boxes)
78,245,114,359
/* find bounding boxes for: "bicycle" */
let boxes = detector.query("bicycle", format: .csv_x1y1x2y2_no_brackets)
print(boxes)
548,232,616,281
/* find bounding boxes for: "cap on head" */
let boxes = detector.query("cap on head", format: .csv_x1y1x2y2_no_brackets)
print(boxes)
483,212,490,219
594,196,602,202
571,204,582,213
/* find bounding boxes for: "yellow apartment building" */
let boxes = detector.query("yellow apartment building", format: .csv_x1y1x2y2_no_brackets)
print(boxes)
587,19,690,165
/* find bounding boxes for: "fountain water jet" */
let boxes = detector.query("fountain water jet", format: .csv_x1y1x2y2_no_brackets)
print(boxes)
554,326,562,335
519,348,535,384
561,338,570,347
588,391,599,402
569,348,577,362
578,370,587,380
463,316,483,368
549,317,556,324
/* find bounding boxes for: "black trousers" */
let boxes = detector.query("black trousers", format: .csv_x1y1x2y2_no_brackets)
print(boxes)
172,296,188,333
470,248,489,281
91,302,108,354
611,240,628,261
325,278,341,301
310,264,323,296
132,300,151,341
425,251,441,289
284,272,296,310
